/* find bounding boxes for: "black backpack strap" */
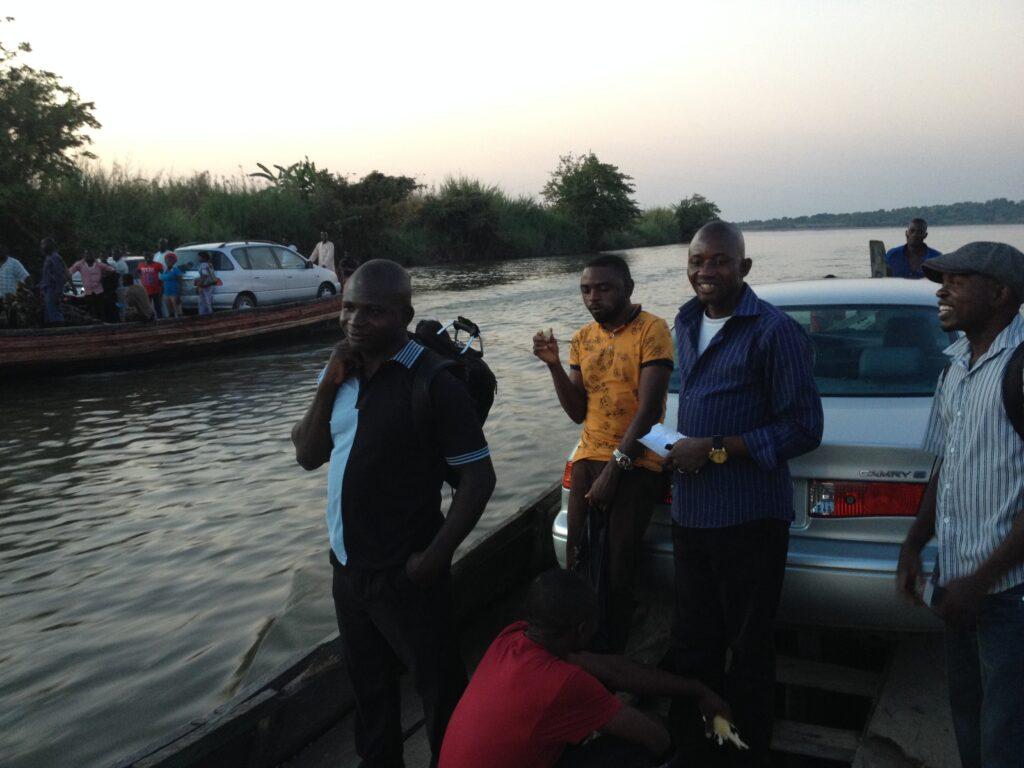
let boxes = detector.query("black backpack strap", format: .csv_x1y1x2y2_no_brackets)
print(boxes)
411,347,457,442
1002,340,1024,442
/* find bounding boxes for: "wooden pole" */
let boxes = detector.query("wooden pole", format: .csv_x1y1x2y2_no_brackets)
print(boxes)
869,240,887,277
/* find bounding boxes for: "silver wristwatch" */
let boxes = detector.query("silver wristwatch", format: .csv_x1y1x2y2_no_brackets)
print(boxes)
612,449,634,471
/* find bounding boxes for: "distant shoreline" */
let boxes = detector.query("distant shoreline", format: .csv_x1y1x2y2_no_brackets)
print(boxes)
736,198,1023,232
737,221,1024,233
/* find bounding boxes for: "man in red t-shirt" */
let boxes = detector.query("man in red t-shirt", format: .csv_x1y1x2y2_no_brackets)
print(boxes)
440,570,732,768
136,253,165,319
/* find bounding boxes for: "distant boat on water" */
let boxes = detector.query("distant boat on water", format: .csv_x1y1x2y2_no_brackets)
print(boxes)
0,296,343,379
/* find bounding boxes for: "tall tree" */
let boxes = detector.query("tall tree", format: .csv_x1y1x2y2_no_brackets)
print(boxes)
675,194,721,242
0,21,99,186
0,18,100,266
541,152,640,251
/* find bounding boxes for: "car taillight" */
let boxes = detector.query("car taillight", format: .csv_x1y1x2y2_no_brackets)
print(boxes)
808,480,925,518
562,461,573,489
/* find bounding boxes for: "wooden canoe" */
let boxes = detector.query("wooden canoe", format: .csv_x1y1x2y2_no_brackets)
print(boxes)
0,296,343,379
103,480,959,768
106,484,563,768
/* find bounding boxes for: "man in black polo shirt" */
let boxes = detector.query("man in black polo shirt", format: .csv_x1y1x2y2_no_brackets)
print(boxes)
292,260,496,768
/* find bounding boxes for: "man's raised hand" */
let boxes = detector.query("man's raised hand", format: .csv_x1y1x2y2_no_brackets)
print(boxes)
532,328,560,366
324,339,355,386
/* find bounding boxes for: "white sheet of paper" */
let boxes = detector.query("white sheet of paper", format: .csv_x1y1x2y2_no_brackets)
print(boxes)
639,423,687,457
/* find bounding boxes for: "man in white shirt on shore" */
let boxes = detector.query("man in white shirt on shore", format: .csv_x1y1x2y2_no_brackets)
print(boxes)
310,231,336,275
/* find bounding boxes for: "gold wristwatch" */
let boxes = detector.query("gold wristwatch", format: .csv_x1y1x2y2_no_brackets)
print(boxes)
708,435,728,464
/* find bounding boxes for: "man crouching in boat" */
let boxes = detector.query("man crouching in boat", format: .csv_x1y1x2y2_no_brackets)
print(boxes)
438,569,733,768
291,259,496,768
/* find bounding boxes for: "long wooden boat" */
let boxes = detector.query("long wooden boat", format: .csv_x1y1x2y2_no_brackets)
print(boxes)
0,296,343,379
103,478,959,768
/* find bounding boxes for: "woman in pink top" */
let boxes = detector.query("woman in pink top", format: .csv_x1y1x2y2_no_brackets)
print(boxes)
69,251,115,320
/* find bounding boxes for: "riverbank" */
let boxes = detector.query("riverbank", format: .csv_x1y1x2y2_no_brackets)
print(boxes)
5,165,680,276
739,197,1024,231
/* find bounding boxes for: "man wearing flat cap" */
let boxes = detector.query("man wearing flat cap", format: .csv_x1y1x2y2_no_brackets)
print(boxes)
897,241,1024,768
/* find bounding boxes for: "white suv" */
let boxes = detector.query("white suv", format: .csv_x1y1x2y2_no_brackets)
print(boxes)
173,242,340,311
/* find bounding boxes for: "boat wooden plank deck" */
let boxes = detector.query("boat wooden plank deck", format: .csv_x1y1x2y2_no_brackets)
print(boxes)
108,483,960,768
852,634,958,768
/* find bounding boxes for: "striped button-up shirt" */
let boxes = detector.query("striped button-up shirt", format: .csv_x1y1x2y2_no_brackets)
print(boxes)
922,313,1024,593
0,256,29,297
672,285,823,528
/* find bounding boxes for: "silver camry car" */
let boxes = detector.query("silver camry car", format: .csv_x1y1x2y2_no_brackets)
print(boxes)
553,278,951,631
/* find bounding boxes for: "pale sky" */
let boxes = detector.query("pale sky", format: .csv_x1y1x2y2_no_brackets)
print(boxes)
8,0,1024,220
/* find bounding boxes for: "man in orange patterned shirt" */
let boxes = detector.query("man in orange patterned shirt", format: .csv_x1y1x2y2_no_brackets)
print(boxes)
534,254,674,652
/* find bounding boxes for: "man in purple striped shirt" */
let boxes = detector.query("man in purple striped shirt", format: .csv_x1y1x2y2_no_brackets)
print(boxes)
664,221,823,766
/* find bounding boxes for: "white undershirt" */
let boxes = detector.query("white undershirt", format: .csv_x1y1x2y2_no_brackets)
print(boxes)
698,312,730,355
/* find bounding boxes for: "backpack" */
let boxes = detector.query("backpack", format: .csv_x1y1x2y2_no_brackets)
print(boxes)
410,317,497,485
940,340,1024,441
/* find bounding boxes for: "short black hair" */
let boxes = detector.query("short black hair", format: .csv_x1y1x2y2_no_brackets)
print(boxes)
584,254,631,284
523,569,598,636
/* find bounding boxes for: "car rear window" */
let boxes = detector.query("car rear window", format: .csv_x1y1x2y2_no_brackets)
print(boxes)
781,305,955,396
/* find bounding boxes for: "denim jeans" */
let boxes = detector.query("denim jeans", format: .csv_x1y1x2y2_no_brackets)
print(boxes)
198,287,213,315
43,289,63,324
943,582,1024,768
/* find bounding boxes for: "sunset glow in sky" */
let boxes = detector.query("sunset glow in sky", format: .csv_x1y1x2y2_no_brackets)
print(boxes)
8,0,1024,219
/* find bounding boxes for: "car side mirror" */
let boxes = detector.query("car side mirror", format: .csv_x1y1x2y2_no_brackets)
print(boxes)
305,260,313,269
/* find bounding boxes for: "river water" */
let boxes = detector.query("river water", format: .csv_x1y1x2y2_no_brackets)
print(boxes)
3,224,1023,767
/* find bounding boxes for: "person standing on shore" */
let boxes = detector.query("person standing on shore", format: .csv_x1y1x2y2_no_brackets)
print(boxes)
291,259,495,768
897,242,1024,768
310,231,336,275
195,252,216,315
39,238,72,325
533,254,673,653
110,248,130,320
137,251,164,318
159,253,183,318
153,238,170,312
69,249,115,320
0,244,30,298
664,221,822,766
153,238,169,266
885,218,941,278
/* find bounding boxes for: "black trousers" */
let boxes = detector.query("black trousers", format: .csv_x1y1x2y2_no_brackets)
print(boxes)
556,735,662,767
668,519,789,767
332,559,467,768
567,461,664,652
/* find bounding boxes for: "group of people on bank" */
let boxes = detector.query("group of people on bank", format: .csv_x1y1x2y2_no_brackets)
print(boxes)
295,219,1023,768
0,237,217,325
0,231,355,327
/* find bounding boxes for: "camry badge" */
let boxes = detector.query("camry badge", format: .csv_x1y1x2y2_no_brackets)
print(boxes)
859,470,914,479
